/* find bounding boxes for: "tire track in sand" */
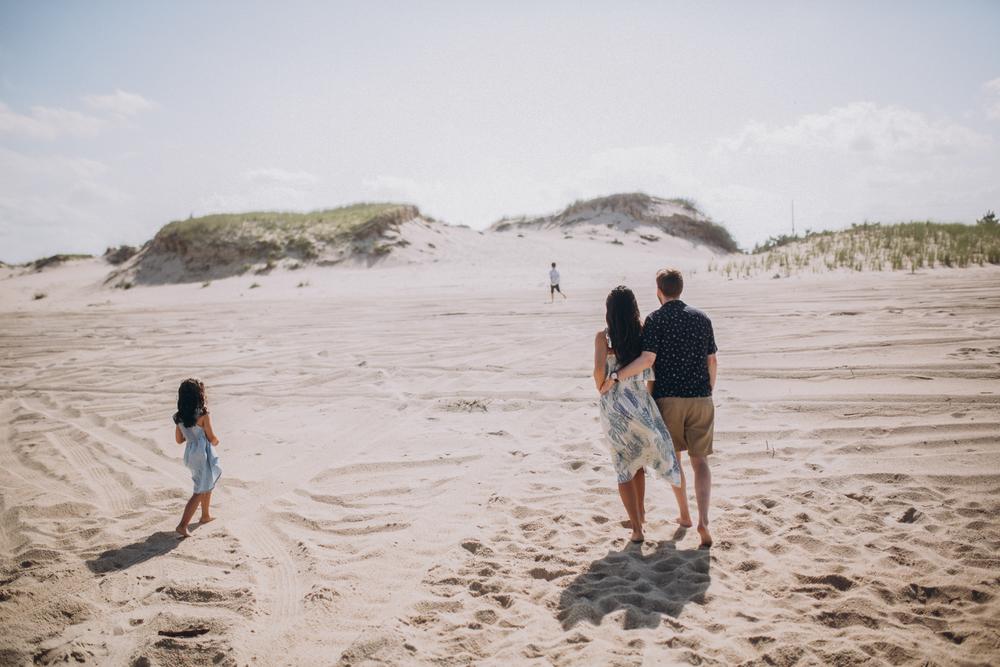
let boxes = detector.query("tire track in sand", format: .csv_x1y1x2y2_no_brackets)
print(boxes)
226,511,304,662
15,398,141,516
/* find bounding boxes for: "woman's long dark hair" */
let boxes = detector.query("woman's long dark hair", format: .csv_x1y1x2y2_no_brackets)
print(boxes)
176,378,208,427
606,286,642,367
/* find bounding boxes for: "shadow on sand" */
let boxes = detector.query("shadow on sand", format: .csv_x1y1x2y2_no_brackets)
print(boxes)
557,528,711,630
86,530,182,574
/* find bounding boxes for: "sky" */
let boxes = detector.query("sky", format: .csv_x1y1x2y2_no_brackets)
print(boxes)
1,0,999,262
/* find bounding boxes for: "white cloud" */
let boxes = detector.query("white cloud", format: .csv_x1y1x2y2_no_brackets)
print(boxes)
0,147,131,261
0,90,154,142
83,89,156,117
0,102,104,140
510,103,999,248
715,102,989,157
194,168,322,215
244,167,318,186
983,77,1000,121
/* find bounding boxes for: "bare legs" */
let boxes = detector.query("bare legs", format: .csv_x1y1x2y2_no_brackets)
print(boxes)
689,455,713,547
618,468,646,542
199,491,214,524
616,457,712,547
634,467,645,525
672,454,694,528
176,491,215,538
176,493,202,537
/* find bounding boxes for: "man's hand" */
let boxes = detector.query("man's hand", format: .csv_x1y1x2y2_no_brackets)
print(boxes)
617,351,656,381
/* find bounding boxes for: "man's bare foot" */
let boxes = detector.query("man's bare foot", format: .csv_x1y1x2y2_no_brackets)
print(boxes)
697,524,713,548
198,516,215,524
676,516,693,528
175,524,191,538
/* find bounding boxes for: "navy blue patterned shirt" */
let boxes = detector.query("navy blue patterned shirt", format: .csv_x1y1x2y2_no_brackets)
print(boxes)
641,300,717,398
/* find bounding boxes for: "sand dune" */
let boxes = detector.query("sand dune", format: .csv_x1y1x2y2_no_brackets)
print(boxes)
1,251,998,665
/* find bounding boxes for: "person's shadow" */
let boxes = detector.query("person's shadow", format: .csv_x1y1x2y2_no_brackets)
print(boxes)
558,528,711,630
85,530,182,574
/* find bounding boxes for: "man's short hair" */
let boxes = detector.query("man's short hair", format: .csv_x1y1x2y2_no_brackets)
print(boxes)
656,268,683,298
551,262,556,268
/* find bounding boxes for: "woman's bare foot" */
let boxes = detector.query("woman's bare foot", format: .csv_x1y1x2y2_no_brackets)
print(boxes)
175,524,191,538
198,515,215,525
676,516,693,528
697,523,712,548
629,530,644,543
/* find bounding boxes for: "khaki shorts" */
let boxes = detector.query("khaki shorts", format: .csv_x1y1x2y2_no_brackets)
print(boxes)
656,397,715,457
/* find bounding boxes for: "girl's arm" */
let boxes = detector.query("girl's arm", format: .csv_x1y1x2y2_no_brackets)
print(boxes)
593,331,611,392
175,425,185,444
202,414,220,446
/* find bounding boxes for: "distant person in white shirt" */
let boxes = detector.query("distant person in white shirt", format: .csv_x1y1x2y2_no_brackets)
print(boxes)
549,262,567,302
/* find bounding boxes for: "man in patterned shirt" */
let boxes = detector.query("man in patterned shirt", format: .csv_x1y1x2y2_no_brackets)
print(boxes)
609,268,718,547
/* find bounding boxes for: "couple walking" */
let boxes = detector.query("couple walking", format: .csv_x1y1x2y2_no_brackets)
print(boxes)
594,268,717,547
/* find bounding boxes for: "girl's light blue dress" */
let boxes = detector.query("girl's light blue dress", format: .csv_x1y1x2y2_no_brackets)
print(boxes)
599,339,682,486
174,410,222,493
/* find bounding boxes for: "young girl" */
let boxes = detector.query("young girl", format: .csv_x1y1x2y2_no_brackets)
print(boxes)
173,378,222,538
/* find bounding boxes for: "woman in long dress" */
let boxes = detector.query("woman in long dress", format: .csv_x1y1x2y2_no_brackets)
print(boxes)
594,286,682,543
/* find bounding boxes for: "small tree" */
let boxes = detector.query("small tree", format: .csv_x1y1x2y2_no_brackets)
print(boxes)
977,211,998,227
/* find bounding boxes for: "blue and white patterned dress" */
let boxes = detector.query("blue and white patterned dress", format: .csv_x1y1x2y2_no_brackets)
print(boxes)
174,410,222,494
599,336,682,486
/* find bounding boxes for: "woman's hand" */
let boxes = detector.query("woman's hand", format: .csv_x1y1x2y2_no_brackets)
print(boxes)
599,377,615,395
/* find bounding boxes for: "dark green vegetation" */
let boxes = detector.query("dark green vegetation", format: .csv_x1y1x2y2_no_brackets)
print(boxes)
30,254,94,271
103,245,140,265
711,214,1000,278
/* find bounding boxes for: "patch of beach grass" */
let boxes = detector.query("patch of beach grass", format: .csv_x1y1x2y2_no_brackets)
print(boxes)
712,217,1000,278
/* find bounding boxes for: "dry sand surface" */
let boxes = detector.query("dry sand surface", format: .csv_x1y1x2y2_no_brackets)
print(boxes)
1,246,999,665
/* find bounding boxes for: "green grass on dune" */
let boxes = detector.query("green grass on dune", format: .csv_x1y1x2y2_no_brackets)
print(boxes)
157,203,411,245
151,203,417,262
711,215,1000,278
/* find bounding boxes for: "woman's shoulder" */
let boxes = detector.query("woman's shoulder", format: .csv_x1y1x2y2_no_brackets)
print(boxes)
595,329,609,345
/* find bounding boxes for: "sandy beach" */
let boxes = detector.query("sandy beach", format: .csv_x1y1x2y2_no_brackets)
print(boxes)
1,244,998,666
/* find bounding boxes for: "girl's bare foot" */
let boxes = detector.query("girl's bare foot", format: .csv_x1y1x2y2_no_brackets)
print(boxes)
198,515,215,524
175,524,191,538
697,523,713,548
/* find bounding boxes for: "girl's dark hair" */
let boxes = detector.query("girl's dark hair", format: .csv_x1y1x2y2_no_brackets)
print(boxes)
606,286,643,367
175,378,208,428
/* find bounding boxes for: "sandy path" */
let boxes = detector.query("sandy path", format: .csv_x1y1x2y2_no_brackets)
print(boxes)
1,267,998,665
